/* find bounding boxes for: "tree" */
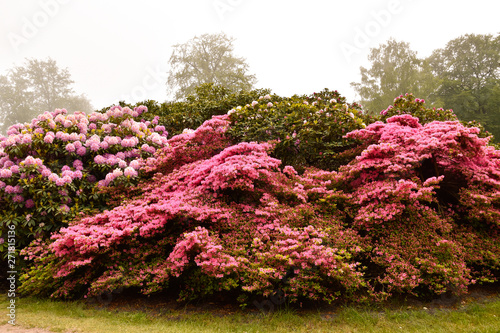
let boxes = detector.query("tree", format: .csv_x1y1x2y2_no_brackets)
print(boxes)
350,39,436,114
166,33,257,101
0,58,93,135
428,33,500,140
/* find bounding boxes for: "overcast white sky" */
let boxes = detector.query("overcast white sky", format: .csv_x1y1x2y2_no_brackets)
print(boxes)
1,0,499,110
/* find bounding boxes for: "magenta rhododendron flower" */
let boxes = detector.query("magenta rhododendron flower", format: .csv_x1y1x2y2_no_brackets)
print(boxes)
129,160,141,170
0,169,12,178
44,134,54,143
12,195,24,202
25,199,35,208
48,173,59,182
112,169,123,178
65,143,76,153
94,155,105,164
76,147,87,156
59,204,70,214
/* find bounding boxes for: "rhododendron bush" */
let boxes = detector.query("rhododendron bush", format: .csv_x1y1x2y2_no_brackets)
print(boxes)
0,105,168,251
227,89,370,172
379,93,457,123
18,107,500,304
337,114,500,295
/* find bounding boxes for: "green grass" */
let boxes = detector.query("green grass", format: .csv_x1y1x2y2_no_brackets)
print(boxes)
1,294,499,333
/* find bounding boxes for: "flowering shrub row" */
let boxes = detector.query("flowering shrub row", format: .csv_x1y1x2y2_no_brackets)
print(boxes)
19,116,367,303
18,111,500,305
0,105,168,251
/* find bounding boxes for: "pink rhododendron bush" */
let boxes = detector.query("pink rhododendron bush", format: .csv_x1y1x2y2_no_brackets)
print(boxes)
18,110,500,305
0,106,168,251
339,114,500,296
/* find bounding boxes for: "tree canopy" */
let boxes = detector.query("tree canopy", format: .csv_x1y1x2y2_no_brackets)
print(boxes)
166,33,257,101
351,34,500,141
429,33,500,138
350,39,428,114
0,58,92,135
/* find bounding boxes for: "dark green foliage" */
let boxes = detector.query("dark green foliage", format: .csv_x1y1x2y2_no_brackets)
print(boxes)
227,88,371,172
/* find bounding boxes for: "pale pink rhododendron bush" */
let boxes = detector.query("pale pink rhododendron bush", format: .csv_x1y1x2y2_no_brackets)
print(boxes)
4,92,500,305
0,105,168,251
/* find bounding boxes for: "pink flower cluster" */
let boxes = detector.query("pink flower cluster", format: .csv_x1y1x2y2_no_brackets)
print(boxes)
143,115,232,175
166,227,239,278
0,105,169,193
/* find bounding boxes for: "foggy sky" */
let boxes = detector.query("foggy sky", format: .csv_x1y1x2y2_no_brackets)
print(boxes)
1,0,498,110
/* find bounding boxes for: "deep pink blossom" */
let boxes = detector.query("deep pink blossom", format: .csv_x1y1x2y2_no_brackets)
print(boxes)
12,194,24,202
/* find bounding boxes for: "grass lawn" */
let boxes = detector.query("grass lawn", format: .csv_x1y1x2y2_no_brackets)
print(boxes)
1,288,499,333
